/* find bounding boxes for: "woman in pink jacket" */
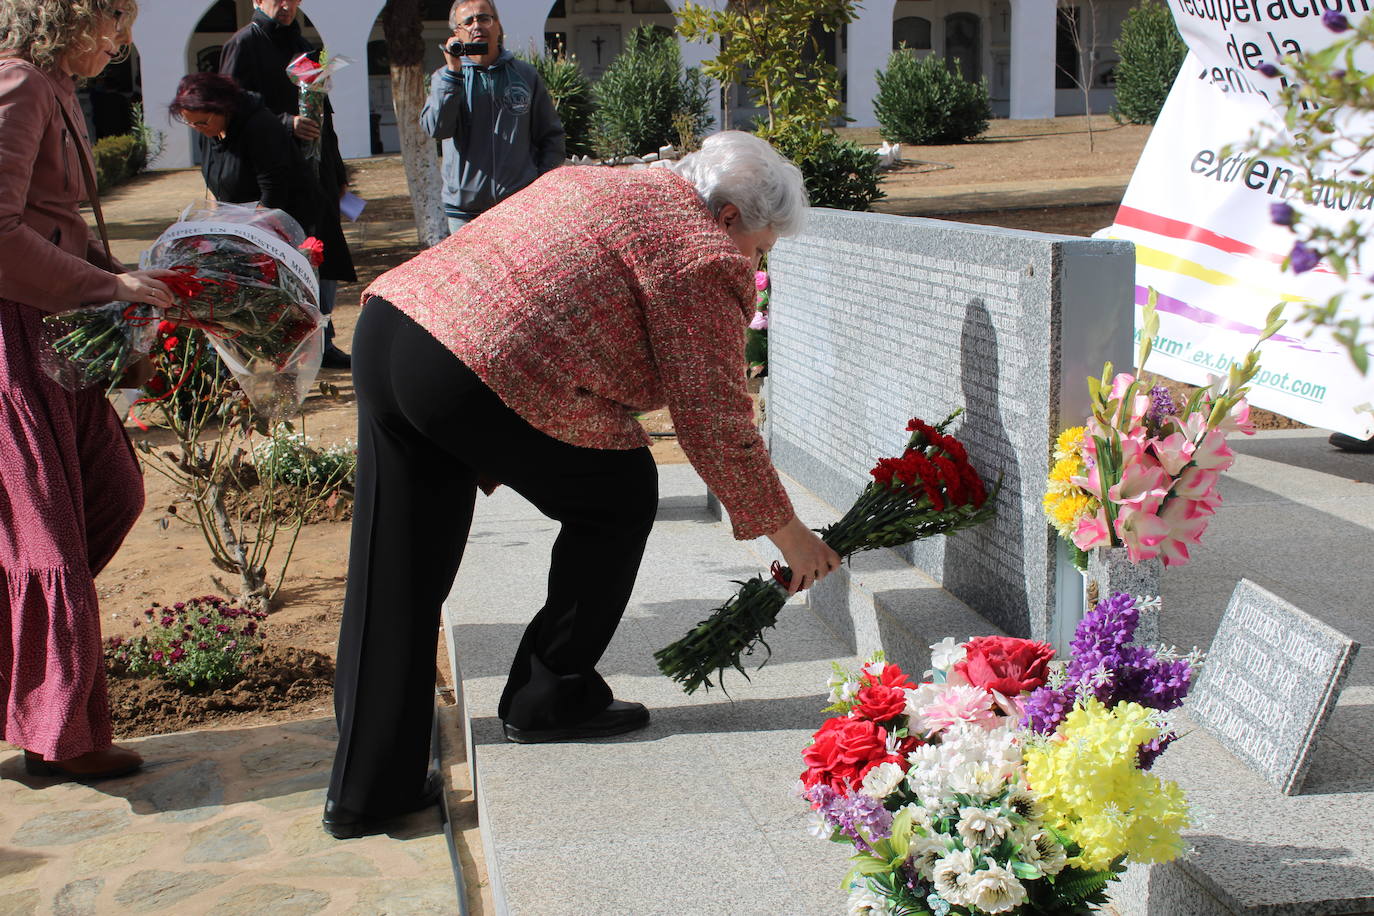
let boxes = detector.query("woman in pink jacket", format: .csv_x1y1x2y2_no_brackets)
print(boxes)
324,131,841,838
0,0,177,780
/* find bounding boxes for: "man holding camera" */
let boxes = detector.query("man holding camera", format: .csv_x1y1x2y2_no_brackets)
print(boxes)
423,0,566,235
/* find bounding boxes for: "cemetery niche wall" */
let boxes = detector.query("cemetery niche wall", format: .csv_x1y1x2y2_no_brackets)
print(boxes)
763,208,1136,643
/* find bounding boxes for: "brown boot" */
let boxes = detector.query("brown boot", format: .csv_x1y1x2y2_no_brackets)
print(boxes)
24,745,143,781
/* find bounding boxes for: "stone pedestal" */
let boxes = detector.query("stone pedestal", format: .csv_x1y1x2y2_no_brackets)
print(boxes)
1085,546,1160,647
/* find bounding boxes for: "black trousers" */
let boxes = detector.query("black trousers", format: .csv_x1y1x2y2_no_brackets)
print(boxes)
327,298,658,815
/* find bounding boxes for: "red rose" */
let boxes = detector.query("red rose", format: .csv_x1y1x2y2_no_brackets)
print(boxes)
800,716,903,793
954,636,1056,695
853,683,907,722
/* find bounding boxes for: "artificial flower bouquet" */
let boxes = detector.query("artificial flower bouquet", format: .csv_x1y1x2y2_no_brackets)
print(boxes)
655,410,999,694
286,50,350,167
746,268,769,376
42,202,326,416
802,592,1199,915
1043,292,1286,569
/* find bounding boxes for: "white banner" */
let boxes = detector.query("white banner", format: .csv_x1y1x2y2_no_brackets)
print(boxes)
1103,1,1374,438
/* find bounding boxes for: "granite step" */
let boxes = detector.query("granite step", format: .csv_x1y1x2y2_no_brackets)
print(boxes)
438,463,1000,916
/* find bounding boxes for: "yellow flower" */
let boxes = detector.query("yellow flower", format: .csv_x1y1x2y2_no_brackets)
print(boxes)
1046,456,1084,494
1043,491,1092,537
1024,699,1189,871
1053,426,1088,463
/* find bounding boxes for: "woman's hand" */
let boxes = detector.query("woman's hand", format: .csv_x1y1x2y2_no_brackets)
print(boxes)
767,515,842,595
112,269,179,309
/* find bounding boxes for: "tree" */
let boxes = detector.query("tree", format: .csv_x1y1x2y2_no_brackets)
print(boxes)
1057,0,1104,150
382,0,447,248
675,0,857,140
1112,0,1187,125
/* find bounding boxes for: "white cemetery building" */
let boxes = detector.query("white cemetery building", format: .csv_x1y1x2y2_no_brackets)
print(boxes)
100,0,1137,169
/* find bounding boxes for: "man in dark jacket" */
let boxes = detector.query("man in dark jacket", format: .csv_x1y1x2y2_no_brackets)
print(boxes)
221,0,355,369
423,0,565,235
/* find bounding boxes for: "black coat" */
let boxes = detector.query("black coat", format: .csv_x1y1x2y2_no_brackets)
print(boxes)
199,92,320,236
220,10,356,282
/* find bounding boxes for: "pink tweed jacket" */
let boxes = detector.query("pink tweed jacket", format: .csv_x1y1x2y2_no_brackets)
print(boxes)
364,166,794,540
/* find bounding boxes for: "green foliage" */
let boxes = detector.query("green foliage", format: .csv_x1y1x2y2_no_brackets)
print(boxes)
1111,0,1187,124
93,134,138,191
773,125,885,211
676,0,857,138
252,427,357,493
520,48,595,157
105,596,267,690
590,27,712,159
874,49,992,144
92,104,163,192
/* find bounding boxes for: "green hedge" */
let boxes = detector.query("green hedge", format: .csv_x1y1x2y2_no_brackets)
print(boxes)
93,134,143,192
874,50,991,145
1112,0,1187,125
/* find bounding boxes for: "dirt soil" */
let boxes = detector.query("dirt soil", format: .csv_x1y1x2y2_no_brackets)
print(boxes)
91,116,1297,738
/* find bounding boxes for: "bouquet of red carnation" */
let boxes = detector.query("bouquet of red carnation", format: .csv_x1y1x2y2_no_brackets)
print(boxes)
42,202,326,416
286,50,349,169
655,410,1000,694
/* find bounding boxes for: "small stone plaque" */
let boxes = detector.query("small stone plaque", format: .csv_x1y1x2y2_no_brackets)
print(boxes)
1190,579,1360,795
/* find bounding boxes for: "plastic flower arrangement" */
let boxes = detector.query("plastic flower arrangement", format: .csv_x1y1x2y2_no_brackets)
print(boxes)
42,202,326,417
800,592,1197,915
656,410,998,694
105,595,267,690
1043,290,1286,569
746,268,769,376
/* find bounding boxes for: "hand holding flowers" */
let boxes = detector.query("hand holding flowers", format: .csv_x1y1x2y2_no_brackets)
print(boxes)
1043,290,1286,568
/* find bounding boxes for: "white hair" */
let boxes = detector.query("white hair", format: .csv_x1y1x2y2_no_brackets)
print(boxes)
671,131,808,237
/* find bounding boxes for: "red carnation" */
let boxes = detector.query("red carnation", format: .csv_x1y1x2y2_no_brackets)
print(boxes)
800,716,903,793
163,336,180,352
954,635,1056,696
300,237,325,268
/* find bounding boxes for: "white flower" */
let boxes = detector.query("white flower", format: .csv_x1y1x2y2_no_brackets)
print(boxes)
962,862,1028,913
903,682,944,733
956,805,1014,850
930,848,977,905
1002,785,1042,822
805,808,833,839
1023,831,1068,877
926,637,967,678
828,675,860,705
846,882,894,916
861,761,907,799
907,833,950,881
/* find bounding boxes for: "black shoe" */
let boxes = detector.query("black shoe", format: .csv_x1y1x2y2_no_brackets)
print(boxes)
321,770,444,839
1329,432,1374,453
320,346,352,370
502,699,650,744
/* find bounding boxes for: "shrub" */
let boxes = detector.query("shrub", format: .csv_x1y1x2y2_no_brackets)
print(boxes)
873,50,992,145
774,126,885,211
1112,0,1187,124
252,427,357,492
521,49,595,157
106,596,267,690
591,26,712,160
93,134,138,191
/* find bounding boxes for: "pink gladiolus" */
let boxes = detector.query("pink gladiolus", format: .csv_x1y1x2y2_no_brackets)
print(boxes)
755,270,769,291
1174,466,1220,500
1109,372,1136,401
1156,498,1212,566
1072,510,1112,551
1216,399,1257,436
1114,505,1170,561
749,310,769,331
1191,429,1235,470
1149,431,1196,477
1107,459,1171,513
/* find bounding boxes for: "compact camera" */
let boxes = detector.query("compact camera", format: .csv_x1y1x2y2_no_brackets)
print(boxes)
445,40,489,57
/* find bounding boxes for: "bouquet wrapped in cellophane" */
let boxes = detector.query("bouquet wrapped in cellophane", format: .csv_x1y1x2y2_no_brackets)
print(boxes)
41,202,326,417
655,410,1000,694
805,593,1200,915
286,50,350,169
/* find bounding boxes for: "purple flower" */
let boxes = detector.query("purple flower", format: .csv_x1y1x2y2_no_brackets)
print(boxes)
151,650,164,663
197,616,211,626
160,616,175,628
1257,61,1280,78
1146,384,1177,426
1331,68,1347,80
226,639,238,649
1269,202,1296,226
802,784,894,852
1022,683,1074,733
197,641,210,650
1290,241,1320,274
1138,732,1177,769
215,624,231,634
1322,9,1349,31
170,647,185,662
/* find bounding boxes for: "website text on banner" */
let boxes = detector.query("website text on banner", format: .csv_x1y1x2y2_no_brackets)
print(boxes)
1102,0,1374,438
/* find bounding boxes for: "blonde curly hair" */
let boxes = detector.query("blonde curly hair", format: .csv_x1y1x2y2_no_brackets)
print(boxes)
0,0,139,73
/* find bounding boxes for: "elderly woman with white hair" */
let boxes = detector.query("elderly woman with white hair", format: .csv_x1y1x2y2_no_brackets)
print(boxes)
323,130,839,837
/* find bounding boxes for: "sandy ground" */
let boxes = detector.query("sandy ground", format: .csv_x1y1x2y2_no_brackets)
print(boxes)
92,116,1155,713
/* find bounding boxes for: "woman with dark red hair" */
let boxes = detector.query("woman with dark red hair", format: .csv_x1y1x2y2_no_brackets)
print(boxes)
169,72,318,234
